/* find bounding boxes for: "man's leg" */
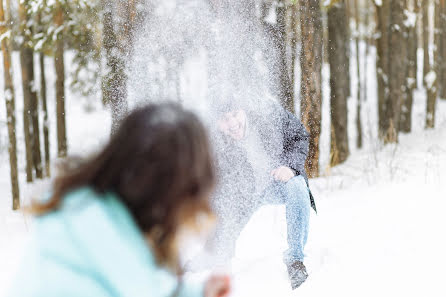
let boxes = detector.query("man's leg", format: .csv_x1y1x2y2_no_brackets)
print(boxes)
261,175,311,264
282,175,311,265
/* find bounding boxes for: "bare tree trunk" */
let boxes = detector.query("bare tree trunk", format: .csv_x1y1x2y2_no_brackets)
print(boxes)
30,62,43,179
385,0,407,143
40,53,50,175
102,0,129,133
400,0,418,132
55,1,67,157
300,0,322,177
375,1,391,139
363,0,371,103
423,0,430,86
439,0,446,99
289,3,298,113
426,0,440,128
353,0,362,148
20,0,43,179
328,0,350,167
276,0,294,113
37,6,50,176
1,0,20,210
18,0,35,182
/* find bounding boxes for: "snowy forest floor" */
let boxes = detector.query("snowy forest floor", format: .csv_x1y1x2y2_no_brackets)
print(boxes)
226,101,446,297
1,51,446,296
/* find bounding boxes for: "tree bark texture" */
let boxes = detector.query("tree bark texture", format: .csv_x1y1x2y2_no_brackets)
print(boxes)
18,0,36,182
426,0,440,128
423,0,429,86
276,0,294,113
55,1,67,157
40,53,50,175
353,0,362,148
102,0,137,133
375,1,391,139
328,0,350,166
1,0,20,209
400,0,418,133
299,0,322,177
439,0,446,99
385,0,407,143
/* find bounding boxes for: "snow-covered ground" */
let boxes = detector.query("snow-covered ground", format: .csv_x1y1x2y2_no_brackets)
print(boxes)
230,109,446,297
1,47,446,297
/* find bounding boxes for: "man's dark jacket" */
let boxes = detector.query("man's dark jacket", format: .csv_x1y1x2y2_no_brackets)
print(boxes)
215,102,317,213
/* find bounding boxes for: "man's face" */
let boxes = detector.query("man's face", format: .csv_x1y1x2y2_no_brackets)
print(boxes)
218,109,247,140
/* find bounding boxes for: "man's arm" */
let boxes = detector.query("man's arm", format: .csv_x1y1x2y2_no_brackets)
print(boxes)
280,109,310,177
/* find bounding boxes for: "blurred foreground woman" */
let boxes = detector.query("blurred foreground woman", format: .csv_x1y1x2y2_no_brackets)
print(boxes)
8,104,230,297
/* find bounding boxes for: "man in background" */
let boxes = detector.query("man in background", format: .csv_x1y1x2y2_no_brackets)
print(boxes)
208,100,316,290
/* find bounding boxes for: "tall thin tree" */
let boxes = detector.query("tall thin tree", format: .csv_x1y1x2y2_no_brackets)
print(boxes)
38,7,50,176
422,0,429,86
300,0,322,177
276,0,294,113
102,0,134,133
353,0,362,148
400,0,418,132
438,0,446,99
328,0,350,166
426,0,440,128
18,0,36,181
54,0,67,157
375,0,391,139
1,0,20,209
385,0,407,143
289,2,299,112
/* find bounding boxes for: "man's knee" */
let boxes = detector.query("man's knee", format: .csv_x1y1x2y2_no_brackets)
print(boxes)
284,176,310,205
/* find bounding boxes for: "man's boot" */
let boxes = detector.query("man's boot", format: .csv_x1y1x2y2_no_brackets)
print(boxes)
287,260,308,290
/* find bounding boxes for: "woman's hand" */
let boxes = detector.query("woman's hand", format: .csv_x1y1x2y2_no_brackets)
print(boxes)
271,166,295,182
204,275,231,297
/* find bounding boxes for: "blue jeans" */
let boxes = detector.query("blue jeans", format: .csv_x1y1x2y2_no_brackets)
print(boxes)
211,175,311,265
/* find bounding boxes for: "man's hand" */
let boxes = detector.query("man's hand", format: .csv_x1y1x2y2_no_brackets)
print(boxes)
271,166,295,182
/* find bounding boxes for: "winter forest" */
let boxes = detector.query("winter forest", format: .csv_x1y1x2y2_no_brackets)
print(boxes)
1,0,446,296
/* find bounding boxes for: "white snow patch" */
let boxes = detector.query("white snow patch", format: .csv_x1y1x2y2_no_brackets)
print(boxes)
404,10,417,28
425,71,437,89
374,0,382,6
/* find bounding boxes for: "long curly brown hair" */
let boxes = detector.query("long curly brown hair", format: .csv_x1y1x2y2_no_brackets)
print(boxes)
32,103,216,273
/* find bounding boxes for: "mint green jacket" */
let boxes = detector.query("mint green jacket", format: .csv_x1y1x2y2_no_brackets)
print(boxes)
8,187,204,297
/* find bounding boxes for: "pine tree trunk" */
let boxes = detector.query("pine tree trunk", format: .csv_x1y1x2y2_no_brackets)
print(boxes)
354,0,362,148
20,0,43,179
18,0,35,182
37,9,50,176
277,0,294,113
375,1,391,139
300,0,322,178
55,1,67,157
400,0,418,133
426,0,440,128
423,0,430,86
439,0,446,99
328,0,350,167
1,0,20,210
40,53,50,176
363,0,371,103
31,63,43,179
102,0,129,133
290,3,299,112
385,0,407,143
